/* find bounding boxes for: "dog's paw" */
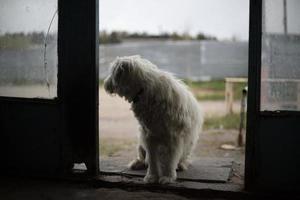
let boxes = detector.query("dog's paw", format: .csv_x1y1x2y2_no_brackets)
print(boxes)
128,159,147,170
158,176,176,184
143,174,158,183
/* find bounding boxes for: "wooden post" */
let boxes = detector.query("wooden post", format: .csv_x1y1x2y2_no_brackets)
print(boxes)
225,78,248,115
225,81,234,114
238,87,248,147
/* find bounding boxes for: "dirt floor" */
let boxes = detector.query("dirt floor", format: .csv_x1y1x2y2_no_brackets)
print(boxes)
99,87,245,180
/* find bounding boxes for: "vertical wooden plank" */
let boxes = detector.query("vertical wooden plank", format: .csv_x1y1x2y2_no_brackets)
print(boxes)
225,81,234,114
58,0,99,175
245,0,262,191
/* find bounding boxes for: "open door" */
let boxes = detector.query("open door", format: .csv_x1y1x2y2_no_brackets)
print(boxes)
246,0,300,192
0,0,99,177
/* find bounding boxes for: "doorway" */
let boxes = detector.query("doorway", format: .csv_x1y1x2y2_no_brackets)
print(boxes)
98,0,249,185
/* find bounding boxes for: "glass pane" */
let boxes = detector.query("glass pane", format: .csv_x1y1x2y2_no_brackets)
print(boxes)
261,0,300,111
0,0,58,98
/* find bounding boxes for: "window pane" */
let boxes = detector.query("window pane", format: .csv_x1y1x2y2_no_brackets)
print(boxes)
0,0,57,98
261,0,300,111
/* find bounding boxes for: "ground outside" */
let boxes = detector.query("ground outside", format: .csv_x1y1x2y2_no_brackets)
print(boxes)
97,87,245,190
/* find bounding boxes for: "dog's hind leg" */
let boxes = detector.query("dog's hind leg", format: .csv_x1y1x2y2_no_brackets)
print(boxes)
177,131,198,171
128,145,147,170
128,126,148,170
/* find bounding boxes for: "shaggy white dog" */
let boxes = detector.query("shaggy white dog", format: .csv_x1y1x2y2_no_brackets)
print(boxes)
104,55,203,184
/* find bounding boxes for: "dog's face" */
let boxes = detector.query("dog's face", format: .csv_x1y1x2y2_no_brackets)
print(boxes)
104,57,144,103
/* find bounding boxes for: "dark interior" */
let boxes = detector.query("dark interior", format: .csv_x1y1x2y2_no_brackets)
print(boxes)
0,0,300,198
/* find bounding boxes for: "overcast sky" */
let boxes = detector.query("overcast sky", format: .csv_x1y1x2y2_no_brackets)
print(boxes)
0,0,58,34
0,0,249,41
100,0,249,40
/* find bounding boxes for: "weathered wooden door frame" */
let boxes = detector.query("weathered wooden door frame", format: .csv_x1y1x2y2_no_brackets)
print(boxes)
245,0,262,190
0,0,99,176
245,0,300,192
5,0,300,192
58,0,99,175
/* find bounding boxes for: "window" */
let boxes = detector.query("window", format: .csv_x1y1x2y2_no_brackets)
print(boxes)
261,0,300,111
0,0,58,99
0,0,99,178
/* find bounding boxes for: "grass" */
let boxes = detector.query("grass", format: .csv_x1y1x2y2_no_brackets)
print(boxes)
195,93,224,101
99,79,247,101
0,35,31,50
99,79,104,86
203,113,246,130
100,138,136,157
98,79,247,157
99,114,246,157
185,80,247,101
0,79,46,86
184,80,225,91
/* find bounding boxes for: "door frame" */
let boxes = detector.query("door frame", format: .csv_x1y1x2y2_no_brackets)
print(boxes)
0,0,99,176
245,0,300,192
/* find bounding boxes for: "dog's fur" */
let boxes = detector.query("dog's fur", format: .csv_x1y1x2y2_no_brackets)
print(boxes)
104,55,203,184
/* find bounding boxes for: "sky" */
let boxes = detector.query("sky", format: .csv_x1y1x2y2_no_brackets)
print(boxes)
100,0,249,41
0,0,249,41
0,0,58,34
